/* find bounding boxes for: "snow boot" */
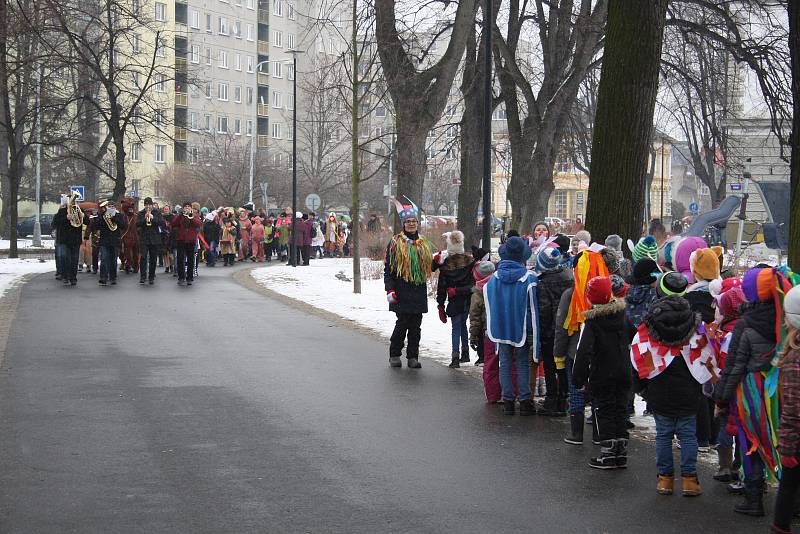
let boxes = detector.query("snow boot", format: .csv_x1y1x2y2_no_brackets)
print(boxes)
615,438,628,468
682,475,702,497
389,356,402,368
657,475,674,495
407,358,422,369
459,347,470,363
538,397,561,416
448,352,460,369
519,399,535,416
713,446,734,482
503,400,516,416
734,486,765,517
564,413,584,445
589,440,618,469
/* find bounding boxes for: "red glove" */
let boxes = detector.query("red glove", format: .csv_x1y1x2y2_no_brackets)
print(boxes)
386,290,398,304
446,287,457,298
782,455,799,469
438,305,447,323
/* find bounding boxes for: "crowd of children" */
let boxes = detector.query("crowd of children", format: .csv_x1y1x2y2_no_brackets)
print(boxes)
430,220,800,532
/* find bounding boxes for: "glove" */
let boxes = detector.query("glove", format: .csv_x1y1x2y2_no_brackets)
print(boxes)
782,455,799,469
470,340,479,351
554,356,566,370
433,251,448,265
438,305,447,323
446,287,457,298
386,290,398,304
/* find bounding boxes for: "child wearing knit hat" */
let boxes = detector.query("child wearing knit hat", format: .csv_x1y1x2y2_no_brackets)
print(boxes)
572,276,635,469
629,236,659,263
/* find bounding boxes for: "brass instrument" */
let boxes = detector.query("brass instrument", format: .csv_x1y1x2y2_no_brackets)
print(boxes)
103,211,118,231
145,206,153,226
183,207,194,218
67,191,84,228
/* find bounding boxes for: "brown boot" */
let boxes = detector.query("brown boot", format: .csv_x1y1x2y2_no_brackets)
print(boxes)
657,474,674,495
682,475,702,497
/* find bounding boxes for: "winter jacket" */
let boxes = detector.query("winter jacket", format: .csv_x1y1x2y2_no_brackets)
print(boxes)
484,260,539,348
250,223,265,242
97,211,127,247
262,225,275,244
554,288,579,360
625,284,657,329
572,299,634,389
436,253,475,316
383,232,432,315
685,282,716,324
53,207,83,247
468,287,486,347
535,267,574,341
714,300,778,404
202,220,221,243
293,219,312,246
779,348,800,459
136,208,166,246
173,214,202,244
635,296,703,418
220,225,237,255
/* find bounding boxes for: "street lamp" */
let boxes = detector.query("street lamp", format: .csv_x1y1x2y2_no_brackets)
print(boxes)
249,59,271,207
33,65,43,247
288,49,299,267
481,0,493,251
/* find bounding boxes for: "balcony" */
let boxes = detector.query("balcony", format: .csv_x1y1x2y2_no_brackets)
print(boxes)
258,40,269,55
258,135,269,148
258,11,269,24
257,71,269,86
175,57,187,72
257,103,269,117
174,127,187,141
175,92,188,107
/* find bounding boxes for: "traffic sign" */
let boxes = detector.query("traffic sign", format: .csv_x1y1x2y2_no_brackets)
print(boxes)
305,193,321,212
689,202,699,214
68,185,85,200
730,183,743,191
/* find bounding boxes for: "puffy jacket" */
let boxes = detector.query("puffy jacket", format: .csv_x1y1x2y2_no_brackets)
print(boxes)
468,287,486,346
97,210,127,247
625,284,657,328
572,299,634,389
172,214,202,243
536,267,574,341
779,348,800,459
685,283,715,323
436,253,475,316
202,220,221,243
714,300,777,403
554,288,579,359
53,207,84,247
136,208,165,246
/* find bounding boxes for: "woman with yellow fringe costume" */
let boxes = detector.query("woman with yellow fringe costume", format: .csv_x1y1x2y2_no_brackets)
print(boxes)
714,266,795,517
384,196,435,369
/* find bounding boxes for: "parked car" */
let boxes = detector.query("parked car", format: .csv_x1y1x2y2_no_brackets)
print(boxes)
16,214,56,238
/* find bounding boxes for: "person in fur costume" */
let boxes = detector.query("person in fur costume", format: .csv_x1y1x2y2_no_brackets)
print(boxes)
237,209,252,261
384,197,435,369
436,231,475,368
250,216,265,262
573,276,636,469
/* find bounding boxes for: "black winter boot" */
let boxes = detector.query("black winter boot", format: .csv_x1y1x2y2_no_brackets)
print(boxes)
503,400,515,416
564,413,584,445
589,440,618,469
538,397,561,416
615,438,628,468
407,358,422,369
448,352,460,369
459,347,470,363
734,486,765,517
389,356,402,368
519,399,535,416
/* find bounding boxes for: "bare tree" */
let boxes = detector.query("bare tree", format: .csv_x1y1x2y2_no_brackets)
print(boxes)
789,0,799,269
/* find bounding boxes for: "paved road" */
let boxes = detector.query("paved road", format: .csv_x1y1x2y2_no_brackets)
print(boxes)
0,265,768,533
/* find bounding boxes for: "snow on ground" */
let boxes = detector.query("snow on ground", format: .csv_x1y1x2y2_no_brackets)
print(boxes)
0,238,55,251
0,258,55,300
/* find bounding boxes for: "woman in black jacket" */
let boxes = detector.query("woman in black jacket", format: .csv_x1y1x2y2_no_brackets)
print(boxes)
435,231,475,368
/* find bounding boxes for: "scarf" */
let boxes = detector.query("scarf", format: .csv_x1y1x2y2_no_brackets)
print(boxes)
387,232,434,285
563,250,608,335
629,322,719,383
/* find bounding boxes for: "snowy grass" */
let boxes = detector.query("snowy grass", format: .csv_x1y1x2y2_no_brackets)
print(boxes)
0,238,56,251
0,258,55,300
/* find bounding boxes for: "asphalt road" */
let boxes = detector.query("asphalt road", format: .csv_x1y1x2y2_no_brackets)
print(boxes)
0,264,770,533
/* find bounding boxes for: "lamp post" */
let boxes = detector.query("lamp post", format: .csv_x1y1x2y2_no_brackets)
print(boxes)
33,65,43,247
481,0,493,251
249,60,270,207
289,49,299,267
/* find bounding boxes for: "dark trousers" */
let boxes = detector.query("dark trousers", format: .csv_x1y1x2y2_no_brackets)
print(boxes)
139,244,159,281
774,464,800,530
99,245,118,282
696,396,714,446
91,245,99,272
301,245,311,265
57,243,80,282
175,242,195,281
389,312,423,360
540,336,564,404
593,382,631,442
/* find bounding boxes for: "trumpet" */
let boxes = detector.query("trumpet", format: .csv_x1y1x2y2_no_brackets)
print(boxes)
67,191,84,228
145,206,153,226
183,207,194,218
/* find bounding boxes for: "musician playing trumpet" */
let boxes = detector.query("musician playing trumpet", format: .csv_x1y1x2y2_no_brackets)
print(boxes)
136,196,165,285
96,199,127,286
53,193,86,286
173,201,202,286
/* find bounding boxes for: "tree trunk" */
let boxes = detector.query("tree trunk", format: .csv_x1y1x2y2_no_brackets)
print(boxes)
112,127,127,200
393,121,426,224
351,0,361,293
789,0,799,270
585,0,668,243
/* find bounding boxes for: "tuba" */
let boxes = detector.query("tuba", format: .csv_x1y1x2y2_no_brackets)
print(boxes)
103,211,117,231
67,192,84,228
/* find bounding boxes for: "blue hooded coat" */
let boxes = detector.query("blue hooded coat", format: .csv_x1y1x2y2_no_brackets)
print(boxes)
484,259,540,349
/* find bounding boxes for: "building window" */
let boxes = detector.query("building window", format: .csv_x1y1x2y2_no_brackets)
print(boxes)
189,111,197,130
246,119,253,136
273,30,283,48
287,93,294,110
154,109,165,127
204,114,211,131
557,154,570,173
288,2,295,19
218,82,229,101
204,81,212,98
375,105,386,117
154,2,166,21
219,17,229,35
130,143,141,162
154,144,166,163
191,44,200,63
493,107,507,120
272,91,282,108
446,125,457,138
206,13,212,32
247,0,255,9
273,0,282,16
271,61,282,78
234,86,241,103
191,10,200,28
218,50,228,68
287,63,295,80
234,21,241,38
132,33,140,53
205,47,212,65
155,38,166,58
218,116,228,133
272,122,282,139
234,118,241,134
130,179,141,196
554,191,568,219
287,33,295,50
190,147,199,164
576,191,584,211
247,87,253,104
247,55,254,72
446,104,457,117
153,180,162,197
154,74,166,92
247,23,254,41
234,53,242,71
132,0,140,16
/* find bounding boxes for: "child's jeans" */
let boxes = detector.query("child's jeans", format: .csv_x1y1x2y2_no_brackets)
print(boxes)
498,341,531,401
483,338,517,402
654,413,698,476
565,356,585,414
450,312,468,354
